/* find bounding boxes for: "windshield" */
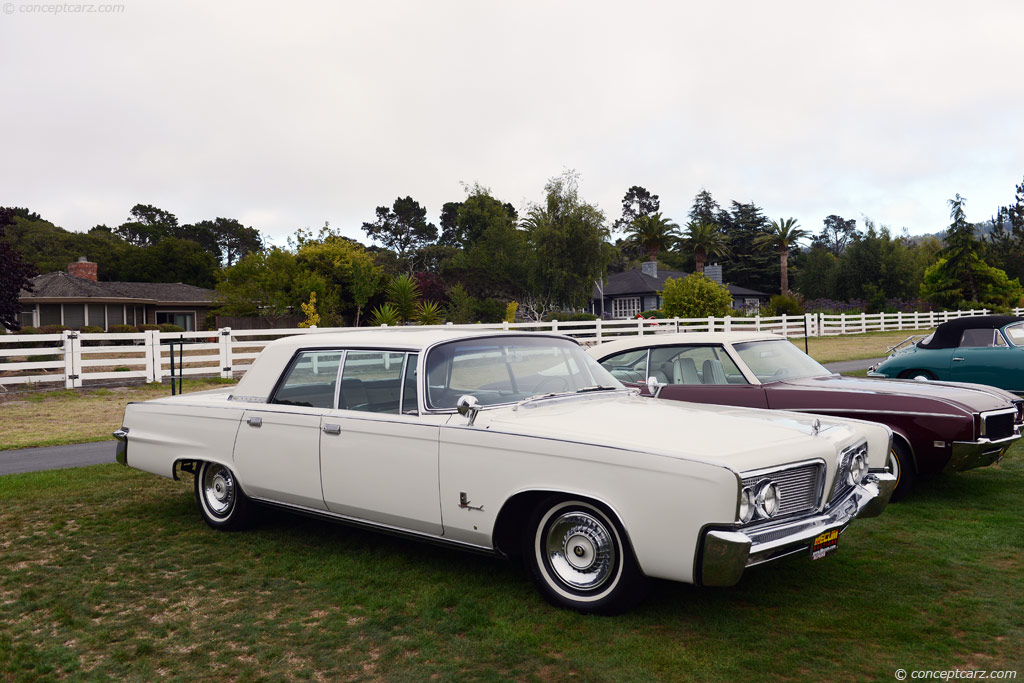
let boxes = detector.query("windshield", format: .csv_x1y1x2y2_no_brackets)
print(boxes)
733,340,832,382
424,336,623,409
1004,323,1024,346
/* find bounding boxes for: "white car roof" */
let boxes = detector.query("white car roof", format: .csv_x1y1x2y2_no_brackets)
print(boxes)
232,328,571,400
587,331,784,358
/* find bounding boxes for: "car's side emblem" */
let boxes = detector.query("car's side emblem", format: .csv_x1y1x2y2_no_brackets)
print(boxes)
459,492,484,511
812,418,821,437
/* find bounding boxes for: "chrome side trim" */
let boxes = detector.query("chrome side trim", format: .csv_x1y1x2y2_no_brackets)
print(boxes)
780,408,964,419
228,395,268,403
249,497,498,556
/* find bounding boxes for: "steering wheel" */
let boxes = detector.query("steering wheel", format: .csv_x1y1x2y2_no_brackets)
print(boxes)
534,376,569,393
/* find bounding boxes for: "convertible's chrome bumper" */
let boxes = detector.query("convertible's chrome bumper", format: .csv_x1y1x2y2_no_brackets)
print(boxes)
699,472,897,587
945,433,1019,472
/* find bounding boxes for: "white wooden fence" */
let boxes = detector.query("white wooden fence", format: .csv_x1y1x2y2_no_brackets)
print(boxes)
0,307,1011,390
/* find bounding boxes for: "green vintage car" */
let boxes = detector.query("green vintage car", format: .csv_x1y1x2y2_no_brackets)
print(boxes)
869,315,1024,393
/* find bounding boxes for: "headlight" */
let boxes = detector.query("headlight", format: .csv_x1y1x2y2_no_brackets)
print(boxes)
848,451,869,486
754,480,781,519
738,487,754,524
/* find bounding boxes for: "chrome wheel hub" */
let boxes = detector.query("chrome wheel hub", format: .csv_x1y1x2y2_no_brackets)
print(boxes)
545,511,616,590
203,466,234,515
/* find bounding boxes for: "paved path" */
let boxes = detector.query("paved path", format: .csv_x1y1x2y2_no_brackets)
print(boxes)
0,440,116,476
824,357,886,374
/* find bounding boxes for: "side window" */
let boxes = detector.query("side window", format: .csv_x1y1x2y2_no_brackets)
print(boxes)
960,329,999,348
650,345,748,386
271,350,342,408
599,349,648,384
339,351,406,413
402,354,419,414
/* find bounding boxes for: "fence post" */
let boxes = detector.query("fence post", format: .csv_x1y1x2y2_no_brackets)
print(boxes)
708,316,715,333
804,313,814,338
674,318,680,333
595,318,602,344
552,319,559,333
755,315,761,332
861,312,867,333
781,314,789,337
219,328,233,379
638,317,645,336
62,330,82,389
502,321,509,331
723,315,732,332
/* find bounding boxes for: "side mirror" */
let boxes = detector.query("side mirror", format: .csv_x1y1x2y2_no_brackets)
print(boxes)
646,376,664,398
456,394,481,426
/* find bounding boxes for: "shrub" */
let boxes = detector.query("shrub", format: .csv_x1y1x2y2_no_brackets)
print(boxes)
107,324,138,333
37,325,69,335
415,301,445,325
138,324,161,331
661,274,732,318
445,284,477,325
504,302,518,323
765,294,804,316
639,309,665,318
158,324,186,333
541,312,599,322
475,298,506,323
80,325,104,334
18,326,39,335
369,303,401,327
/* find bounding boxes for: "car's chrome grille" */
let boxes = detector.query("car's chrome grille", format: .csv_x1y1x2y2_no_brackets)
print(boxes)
742,463,822,517
983,412,1015,441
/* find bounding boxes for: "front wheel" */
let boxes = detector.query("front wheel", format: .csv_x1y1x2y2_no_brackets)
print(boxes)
888,440,916,502
194,461,255,530
523,497,648,614
899,369,936,381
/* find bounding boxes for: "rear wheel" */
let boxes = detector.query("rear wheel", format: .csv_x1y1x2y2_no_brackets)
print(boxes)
899,369,936,381
194,461,254,530
523,497,648,615
888,440,916,502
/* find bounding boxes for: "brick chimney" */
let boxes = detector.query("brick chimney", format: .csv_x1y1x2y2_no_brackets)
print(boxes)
68,256,98,282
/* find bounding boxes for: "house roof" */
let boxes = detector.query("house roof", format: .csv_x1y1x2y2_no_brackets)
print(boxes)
593,268,769,298
21,271,217,305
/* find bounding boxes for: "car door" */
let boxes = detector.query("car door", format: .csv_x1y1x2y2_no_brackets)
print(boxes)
319,351,446,535
949,327,1024,390
232,349,341,511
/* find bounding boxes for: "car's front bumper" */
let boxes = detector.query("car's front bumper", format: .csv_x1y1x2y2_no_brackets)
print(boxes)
698,472,897,587
945,433,1019,472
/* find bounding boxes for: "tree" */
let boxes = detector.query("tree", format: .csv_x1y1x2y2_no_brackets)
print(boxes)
660,274,733,318
215,248,322,321
119,237,220,289
813,215,858,256
115,204,179,246
296,236,386,326
987,175,1024,282
613,185,660,233
681,221,730,274
519,171,612,320
386,274,421,324
361,196,438,271
688,189,720,227
0,208,37,331
792,246,839,300
940,194,980,303
184,217,263,267
754,217,809,294
718,201,776,292
624,212,680,262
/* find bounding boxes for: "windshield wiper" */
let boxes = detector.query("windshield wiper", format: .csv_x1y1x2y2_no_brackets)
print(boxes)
576,385,619,393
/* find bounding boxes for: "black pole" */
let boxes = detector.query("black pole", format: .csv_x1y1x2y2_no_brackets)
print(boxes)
178,335,184,395
804,314,809,355
169,339,176,395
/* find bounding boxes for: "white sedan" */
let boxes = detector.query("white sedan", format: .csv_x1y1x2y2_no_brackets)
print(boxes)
115,329,896,614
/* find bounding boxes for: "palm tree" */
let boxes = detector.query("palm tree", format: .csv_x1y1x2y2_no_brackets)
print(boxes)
625,213,681,262
682,221,730,274
755,217,809,294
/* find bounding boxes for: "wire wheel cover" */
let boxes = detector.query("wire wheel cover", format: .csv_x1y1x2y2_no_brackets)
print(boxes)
544,511,617,591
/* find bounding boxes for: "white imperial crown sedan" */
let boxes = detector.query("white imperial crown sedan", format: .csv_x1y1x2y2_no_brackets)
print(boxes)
115,329,896,614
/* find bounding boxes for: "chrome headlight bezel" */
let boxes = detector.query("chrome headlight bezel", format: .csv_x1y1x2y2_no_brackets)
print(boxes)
738,487,754,524
848,451,869,486
754,479,781,519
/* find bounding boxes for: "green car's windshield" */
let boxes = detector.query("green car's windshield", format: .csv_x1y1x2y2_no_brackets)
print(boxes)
733,340,833,382
1003,323,1024,346
424,336,623,409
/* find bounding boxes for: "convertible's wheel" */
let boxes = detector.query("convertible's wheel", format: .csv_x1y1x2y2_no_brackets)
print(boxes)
523,497,647,614
899,369,935,381
194,461,254,530
888,440,916,502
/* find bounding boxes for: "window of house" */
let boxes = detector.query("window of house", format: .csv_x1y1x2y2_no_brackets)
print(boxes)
19,307,35,328
87,304,105,329
156,311,196,331
39,304,61,327
108,305,124,326
63,304,85,330
612,297,641,319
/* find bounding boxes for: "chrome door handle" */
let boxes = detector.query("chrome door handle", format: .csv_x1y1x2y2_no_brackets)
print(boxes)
953,357,965,362
322,423,341,435
247,416,262,427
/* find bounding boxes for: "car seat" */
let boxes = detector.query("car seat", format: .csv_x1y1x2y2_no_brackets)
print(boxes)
673,357,700,385
702,359,727,385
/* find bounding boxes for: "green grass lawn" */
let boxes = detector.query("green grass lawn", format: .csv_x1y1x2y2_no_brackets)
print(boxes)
2,451,1022,681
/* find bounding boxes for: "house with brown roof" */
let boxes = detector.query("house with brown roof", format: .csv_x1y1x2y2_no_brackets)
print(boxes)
590,262,770,318
18,257,218,331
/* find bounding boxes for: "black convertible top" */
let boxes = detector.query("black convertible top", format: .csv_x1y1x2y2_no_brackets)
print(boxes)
917,315,1024,349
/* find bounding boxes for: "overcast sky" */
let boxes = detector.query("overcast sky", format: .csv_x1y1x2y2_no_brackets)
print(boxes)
2,0,1022,248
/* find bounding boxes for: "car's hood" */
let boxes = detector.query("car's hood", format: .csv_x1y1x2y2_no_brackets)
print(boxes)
473,392,886,472
776,375,1017,412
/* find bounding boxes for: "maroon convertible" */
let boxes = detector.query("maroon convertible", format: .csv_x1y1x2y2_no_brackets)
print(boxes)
588,332,1022,500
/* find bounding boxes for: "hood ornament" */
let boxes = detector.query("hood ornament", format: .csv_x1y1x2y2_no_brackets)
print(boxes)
812,418,821,437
